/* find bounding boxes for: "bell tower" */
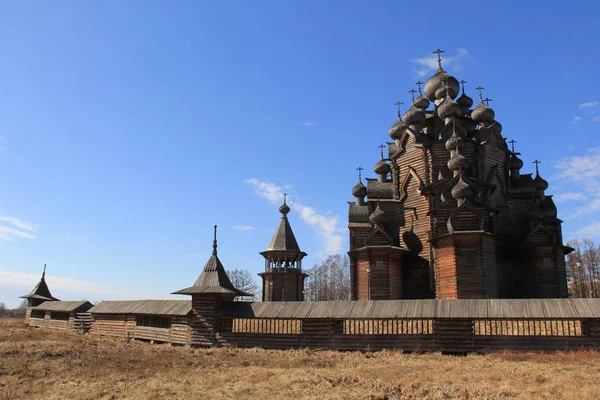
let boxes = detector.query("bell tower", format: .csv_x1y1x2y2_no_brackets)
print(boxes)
259,195,308,301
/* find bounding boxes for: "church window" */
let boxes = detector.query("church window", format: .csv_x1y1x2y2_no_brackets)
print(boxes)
543,257,553,268
30,309,45,319
375,260,385,269
462,249,477,267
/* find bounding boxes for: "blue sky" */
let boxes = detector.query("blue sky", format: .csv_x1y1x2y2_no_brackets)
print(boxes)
1,1,599,307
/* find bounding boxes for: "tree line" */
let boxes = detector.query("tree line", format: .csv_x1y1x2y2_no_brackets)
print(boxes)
566,238,600,298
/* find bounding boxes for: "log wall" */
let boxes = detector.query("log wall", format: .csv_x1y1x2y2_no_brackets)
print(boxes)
91,314,191,345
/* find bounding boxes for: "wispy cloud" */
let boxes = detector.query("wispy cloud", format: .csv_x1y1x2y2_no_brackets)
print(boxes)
410,48,471,78
570,220,600,239
301,120,317,127
570,116,583,124
244,178,344,254
553,148,600,219
233,225,254,232
0,136,6,149
554,192,587,202
593,116,600,123
0,216,36,232
0,216,37,242
579,101,599,109
0,269,121,297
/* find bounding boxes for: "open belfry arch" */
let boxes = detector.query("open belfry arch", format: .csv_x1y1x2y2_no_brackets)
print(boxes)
348,48,572,300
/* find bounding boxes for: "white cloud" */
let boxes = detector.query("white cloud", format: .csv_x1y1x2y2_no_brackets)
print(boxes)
0,226,35,241
0,269,122,297
410,48,471,78
0,216,37,242
553,149,600,219
570,220,600,238
593,116,600,123
0,216,36,231
233,225,254,232
554,192,587,202
579,101,599,109
244,178,344,254
301,120,317,127
571,116,583,124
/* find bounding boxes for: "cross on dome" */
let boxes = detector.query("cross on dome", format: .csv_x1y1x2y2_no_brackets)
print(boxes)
433,48,445,69
394,101,403,117
378,144,385,159
509,139,517,153
415,81,424,95
356,166,364,180
484,97,492,106
408,89,417,102
475,86,485,100
533,159,541,174
459,80,467,94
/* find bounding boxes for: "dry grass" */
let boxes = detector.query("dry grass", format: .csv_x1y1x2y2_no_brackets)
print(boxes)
1,318,600,400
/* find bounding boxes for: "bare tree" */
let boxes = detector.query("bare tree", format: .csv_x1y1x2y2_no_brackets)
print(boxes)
304,255,351,301
0,302,5,317
227,269,260,302
567,238,600,298
16,300,28,316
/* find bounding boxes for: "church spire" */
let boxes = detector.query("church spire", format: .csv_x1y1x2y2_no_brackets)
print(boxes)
20,264,59,302
171,225,252,297
212,225,218,256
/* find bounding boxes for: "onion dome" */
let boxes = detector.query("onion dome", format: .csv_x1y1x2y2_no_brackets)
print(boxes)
374,158,391,176
352,180,367,198
471,100,495,123
424,67,460,101
451,176,474,200
445,134,462,151
388,117,407,140
279,200,291,216
533,173,549,192
414,94,430,109
509,154,524,170
456,92,473,110
369,204,386,225
438,95,462,119
526,203,544,221
448,153,470,171
403,104,426,126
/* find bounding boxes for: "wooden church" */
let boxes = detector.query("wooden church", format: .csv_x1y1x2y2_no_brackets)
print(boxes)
348,49,572,301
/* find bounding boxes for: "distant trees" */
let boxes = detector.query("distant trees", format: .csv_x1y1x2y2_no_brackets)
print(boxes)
304,254,351,301
0,301,27,317
566,238,600,298
227,269,260,302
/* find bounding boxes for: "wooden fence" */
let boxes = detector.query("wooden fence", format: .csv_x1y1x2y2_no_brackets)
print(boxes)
27,298,600,353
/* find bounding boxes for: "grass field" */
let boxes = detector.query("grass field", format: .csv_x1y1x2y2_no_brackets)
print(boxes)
1,318,599,399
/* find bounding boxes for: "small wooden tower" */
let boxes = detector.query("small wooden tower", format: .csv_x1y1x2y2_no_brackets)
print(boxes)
172,225,251,347
259,195,308,301
19,265,59,324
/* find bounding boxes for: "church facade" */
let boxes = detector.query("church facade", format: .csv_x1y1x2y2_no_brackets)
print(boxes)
348,49,571,301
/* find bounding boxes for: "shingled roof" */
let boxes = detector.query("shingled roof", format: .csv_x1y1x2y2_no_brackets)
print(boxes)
172,226,252,297
19,266,60,301
33,300,93,312
261,197,307,257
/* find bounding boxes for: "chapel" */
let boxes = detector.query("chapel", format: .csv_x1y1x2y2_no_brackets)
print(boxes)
348,49,572,300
